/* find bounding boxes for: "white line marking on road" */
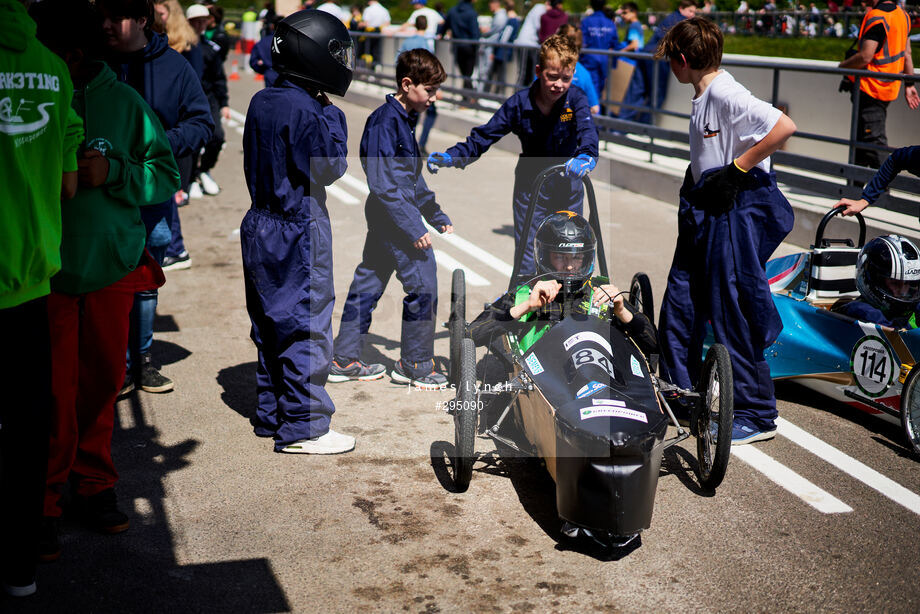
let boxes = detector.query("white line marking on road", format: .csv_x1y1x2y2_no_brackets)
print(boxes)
777,417,920,517
338,171,513,279
327,184,360,206
226,118,240,128
433,250,490,287
731,445,853,514
339,173,370,195
234,127,244,136
424,221,513,278
229,227,240,240
229,108,247,123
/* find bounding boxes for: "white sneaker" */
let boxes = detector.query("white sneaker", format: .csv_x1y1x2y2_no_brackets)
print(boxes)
279,429,355,454
198,172,220,195
3,581,37,597
188,181,203,199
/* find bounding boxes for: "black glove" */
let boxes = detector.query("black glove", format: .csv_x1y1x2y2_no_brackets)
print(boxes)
696,162,751,215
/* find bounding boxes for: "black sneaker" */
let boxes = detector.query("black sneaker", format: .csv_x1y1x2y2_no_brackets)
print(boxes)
139,353,174,393
162,251,191,271
38,516,61,563
80,488,129,534
118,372,135,397
327,358,386,382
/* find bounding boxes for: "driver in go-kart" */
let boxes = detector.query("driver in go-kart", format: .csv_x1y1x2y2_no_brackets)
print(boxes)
468,211,658,357
835,234,920,329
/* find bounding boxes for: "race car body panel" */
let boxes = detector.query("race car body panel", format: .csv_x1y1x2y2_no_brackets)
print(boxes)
513,315,668,536
762,250,920,426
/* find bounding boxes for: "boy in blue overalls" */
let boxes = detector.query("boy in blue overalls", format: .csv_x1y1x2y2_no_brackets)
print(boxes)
331,48,453,390
427,34,599,277
241,10,356,454
654,18,797,445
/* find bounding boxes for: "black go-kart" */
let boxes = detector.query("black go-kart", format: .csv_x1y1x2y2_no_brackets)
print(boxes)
443,165,734,546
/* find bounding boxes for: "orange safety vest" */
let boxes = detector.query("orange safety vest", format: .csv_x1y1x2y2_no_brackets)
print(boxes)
854,4,910,101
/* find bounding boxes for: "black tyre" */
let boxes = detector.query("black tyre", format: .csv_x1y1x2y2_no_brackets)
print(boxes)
449,269,466,386
696,344,733,489
452,338,478,491
899,365,920,456
629,272,655,326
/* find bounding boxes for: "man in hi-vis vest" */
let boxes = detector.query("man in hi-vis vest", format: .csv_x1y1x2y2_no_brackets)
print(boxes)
839,0,918,168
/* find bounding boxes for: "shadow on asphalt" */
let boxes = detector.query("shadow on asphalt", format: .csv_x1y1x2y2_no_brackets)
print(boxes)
150,339,192,367
3,388,289,613
775,379,906,448
217,362,258,423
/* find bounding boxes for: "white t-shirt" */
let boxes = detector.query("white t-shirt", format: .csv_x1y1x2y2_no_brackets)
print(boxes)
407,7,444,38
316,2,347,21
689,70,782,183
362,2,391,29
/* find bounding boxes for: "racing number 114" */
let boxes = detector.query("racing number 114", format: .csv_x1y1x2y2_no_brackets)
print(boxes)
858,348,887,383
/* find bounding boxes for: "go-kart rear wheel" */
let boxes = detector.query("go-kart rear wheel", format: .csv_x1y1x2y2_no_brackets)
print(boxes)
452,338,478,491
899,365,920,456
696,344,733,489
629,273,655,326
449,269,466,386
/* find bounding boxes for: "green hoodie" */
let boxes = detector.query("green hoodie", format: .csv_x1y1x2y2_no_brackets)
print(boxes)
0,0,83,309
52,62,179,295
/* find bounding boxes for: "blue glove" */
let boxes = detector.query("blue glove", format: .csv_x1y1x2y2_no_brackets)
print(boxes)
564,154,597,179
427,152,453,174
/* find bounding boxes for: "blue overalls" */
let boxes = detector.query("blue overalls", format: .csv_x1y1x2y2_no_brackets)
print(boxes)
579,11,618,104
658,167,794,431
334,96,451,377
618,10,686,124
445,82,599,275
240,82,348,450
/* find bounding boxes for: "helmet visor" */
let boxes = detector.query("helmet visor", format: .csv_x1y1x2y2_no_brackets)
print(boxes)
535,241,595,280
329,38,355,71
883,277,920,303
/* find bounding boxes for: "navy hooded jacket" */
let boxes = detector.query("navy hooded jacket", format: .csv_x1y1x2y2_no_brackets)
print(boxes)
109,32,213,229
110,32,213,160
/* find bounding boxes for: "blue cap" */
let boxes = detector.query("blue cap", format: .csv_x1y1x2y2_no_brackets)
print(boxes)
414,0,427,4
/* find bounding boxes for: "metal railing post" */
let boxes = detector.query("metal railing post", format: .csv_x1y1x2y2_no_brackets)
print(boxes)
848,76,860,169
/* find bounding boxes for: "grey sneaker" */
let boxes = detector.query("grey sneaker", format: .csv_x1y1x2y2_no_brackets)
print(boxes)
328,359,386,382
391,360,448,390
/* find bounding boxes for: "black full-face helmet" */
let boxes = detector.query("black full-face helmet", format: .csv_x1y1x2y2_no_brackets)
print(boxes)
271,9,355,96
534,211,597,293
856,235,920,316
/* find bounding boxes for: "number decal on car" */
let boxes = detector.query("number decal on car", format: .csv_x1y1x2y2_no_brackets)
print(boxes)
850,335,896,397
572,348,617,380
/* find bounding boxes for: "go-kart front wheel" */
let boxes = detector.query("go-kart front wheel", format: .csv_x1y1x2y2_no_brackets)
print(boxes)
452,338,478,491
449,269,466,386
629,272,655,326
696,344,734,489
899,365,920,457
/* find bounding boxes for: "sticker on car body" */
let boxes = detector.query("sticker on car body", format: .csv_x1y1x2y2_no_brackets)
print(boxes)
630,355,644,378
580,405,648,423
562,331,612,355
576,380,608,399
525,353,544,375
850,335,895,397
571,347,616,379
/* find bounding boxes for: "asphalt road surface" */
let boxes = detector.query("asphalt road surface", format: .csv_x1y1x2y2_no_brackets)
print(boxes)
7,74,920,614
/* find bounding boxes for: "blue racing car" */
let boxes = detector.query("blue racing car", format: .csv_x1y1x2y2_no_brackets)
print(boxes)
763,207,920,456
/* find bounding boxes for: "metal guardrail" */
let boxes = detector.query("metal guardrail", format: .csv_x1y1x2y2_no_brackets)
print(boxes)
349,32,920,216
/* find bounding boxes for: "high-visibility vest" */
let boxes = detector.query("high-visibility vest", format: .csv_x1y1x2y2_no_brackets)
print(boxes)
854,4,910,101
